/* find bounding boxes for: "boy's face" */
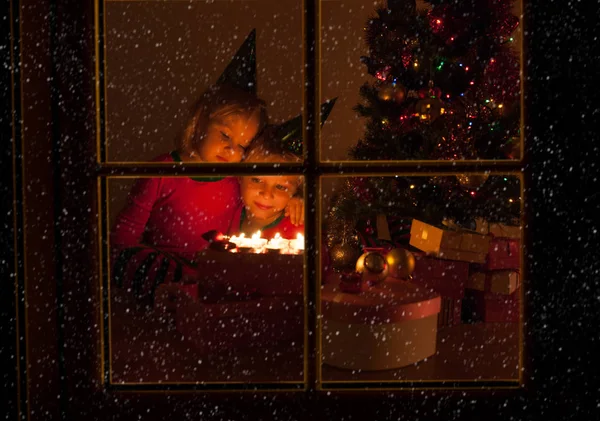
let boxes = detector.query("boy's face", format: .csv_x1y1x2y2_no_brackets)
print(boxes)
195,112,260,163
240,175,301,222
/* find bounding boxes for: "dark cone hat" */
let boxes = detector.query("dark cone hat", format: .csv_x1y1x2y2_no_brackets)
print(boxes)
275,97,338,155
215,29,257,94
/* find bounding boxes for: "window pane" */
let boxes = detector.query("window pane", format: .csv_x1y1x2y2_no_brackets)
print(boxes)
106,176,305,385
104,0,303,162
320,174,522,385
320,0,523,161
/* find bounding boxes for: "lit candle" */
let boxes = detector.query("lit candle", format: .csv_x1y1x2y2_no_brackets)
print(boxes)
293,234,305,252
229,233,245,247
250,231,267,252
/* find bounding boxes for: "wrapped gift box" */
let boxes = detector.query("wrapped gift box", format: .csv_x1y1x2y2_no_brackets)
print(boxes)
475,218,522,239
411,253,469,299
485,238,520,270
438,297,463,328
410,219,491,264
321,278,440,371
466,289,520,323
467,271,520,295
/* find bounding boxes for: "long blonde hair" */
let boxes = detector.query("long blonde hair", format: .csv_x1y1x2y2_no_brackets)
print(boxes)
176,84,268,153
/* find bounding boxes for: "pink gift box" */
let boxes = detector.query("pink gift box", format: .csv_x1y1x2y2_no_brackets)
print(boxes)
485,238,520,270
411,253,469,299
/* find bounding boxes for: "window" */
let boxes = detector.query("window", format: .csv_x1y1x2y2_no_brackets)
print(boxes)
9,0,530,416
98,0,524,390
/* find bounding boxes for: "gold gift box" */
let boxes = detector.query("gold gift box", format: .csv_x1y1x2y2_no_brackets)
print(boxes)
409,219,491,264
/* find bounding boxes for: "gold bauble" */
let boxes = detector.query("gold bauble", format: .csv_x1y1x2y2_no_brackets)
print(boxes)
378,84,395,101
456,174,489,190
415,97,445,122
329,243,361,271
356,251,389,284
385,248,415,279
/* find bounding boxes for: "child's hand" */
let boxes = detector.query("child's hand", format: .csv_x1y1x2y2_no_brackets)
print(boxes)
284,197,305,226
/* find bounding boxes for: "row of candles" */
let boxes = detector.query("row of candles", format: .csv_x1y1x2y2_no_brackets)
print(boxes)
225,232,305,254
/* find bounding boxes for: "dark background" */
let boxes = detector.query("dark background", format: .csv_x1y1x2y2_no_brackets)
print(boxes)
3,0,600,420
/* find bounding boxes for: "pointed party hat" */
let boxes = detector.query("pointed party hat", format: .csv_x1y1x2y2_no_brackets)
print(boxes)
215,29,257,94
275,97,338,155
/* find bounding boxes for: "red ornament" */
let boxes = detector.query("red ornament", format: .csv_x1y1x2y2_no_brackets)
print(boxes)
352,177,374,202
339,271,366,294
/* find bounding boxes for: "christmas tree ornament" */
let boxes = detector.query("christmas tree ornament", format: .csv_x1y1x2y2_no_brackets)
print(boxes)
375,65,392,81
385,248,415,279
338,271,367,294
393,83,407,103
456,174,489,190
415,97,445,122
355,251,389,284
378,83,395,101
329,243,362,272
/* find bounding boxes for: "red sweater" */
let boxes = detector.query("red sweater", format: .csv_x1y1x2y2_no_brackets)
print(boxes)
110,152,241,299
225,205,304,240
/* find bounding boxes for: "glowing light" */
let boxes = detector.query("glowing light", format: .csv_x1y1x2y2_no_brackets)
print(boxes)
293,234,305,251
410,184,415,189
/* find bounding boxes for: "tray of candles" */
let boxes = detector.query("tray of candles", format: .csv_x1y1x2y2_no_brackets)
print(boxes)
195,230,305,297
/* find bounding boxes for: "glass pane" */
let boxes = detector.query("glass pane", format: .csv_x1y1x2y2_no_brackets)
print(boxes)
320,174,522,385
104,0,303,162
106,175,305,384
320,0,523,161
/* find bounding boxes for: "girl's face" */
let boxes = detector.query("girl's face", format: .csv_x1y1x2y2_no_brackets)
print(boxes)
240,175,301,222
194,112,260,163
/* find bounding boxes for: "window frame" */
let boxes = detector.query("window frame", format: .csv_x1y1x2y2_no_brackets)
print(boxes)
94,0,526,392
9,0,532,417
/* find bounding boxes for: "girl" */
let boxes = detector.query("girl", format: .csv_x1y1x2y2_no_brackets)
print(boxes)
111,83,269,301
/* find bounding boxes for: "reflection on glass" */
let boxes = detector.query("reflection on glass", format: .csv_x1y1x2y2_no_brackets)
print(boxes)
320,175,522,382
104,1,302,162
321,0,522,161
107,174,305,384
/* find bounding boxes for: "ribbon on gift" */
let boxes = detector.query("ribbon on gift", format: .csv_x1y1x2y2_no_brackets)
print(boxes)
322,281,441,324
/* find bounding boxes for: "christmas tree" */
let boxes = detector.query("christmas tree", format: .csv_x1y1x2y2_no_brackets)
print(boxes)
326,0,521,251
